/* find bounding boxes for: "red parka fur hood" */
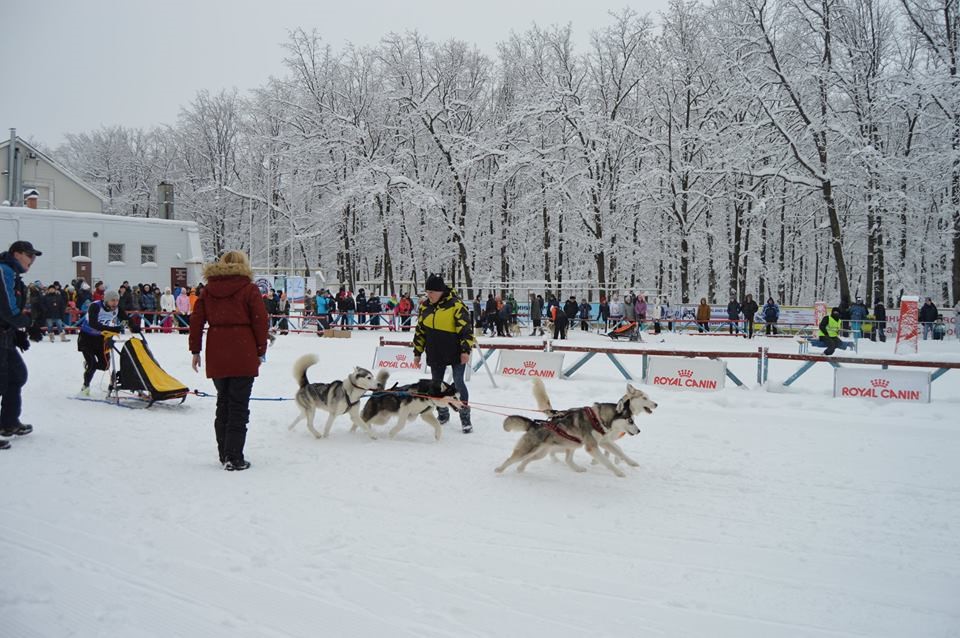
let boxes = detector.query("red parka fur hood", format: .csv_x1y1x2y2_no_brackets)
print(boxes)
188,260,268,379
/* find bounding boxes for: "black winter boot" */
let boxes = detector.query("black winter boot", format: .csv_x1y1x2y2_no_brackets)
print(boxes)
460,407,472,433
437,407,450,425
0,423,32,437
0,439,10,449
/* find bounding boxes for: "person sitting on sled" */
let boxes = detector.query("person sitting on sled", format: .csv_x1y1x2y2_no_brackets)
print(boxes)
808,307,852,356
78,289,121,395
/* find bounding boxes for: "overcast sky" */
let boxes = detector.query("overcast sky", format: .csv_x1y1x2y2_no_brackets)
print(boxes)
0,0,670,149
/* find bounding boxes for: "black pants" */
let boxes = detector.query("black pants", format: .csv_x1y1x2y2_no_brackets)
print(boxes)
697,321,709,333
553,318,568,340
79,333,108,387
0,346,27,427
213,376,254,464
765,322,778,335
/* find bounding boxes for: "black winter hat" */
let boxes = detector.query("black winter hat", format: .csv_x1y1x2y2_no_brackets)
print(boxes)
425,273,446,292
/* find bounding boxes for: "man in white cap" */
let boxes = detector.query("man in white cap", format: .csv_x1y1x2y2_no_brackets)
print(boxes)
413,273,476,433
0,241,45,447
77,289,121,395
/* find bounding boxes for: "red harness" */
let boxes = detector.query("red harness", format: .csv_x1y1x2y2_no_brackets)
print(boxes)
542,420,582,444
540,407,606,445
583,406,607,436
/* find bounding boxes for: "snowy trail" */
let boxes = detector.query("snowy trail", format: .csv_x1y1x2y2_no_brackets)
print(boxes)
2,331,959,637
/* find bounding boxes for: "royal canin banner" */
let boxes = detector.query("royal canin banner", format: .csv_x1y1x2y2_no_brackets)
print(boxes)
645,357,726,392
496,351,565,379
894,295,919,355
834,368,930,403
372,346,428,374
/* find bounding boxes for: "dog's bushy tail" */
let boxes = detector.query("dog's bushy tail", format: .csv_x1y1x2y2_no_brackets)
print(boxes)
374,369,389,390
531,377,553,412
292,353,319,388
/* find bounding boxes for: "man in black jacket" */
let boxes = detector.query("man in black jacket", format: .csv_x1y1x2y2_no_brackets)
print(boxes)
726,297,741,335
41,284,69,342
740,294,759,339
919,298,938,340
873,301,887,342
0,241,45,446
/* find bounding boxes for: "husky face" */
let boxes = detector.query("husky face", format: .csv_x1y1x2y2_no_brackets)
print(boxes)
349,367,381,391
619,383,658,416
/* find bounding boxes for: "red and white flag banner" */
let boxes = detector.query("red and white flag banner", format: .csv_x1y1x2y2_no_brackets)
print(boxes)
813,301,827,329
894,295,919,355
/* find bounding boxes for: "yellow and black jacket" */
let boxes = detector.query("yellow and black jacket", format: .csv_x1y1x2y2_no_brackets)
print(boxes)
413,289,476,366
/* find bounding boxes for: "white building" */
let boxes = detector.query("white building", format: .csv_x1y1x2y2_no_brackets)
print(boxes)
2,131,106,212
1,206,204,289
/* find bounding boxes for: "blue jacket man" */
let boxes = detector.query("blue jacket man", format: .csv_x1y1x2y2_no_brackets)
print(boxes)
0,241,45,445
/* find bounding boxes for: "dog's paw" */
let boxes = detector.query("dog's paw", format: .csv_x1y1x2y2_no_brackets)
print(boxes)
625,459,640,467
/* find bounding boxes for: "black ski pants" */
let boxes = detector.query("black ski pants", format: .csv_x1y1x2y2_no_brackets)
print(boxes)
0,346,27,428
213,376,254,464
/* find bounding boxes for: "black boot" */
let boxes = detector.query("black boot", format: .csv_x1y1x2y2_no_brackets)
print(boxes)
0,422,32,437
224,459,251,471
460,407,472,433
437,407,450,425
0,439,10,449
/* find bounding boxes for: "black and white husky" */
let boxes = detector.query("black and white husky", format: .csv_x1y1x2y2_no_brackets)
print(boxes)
359,378,462,441
289,354,387,439
495,378,657,477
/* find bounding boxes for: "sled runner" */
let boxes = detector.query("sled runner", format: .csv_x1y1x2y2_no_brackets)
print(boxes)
107,334,189,407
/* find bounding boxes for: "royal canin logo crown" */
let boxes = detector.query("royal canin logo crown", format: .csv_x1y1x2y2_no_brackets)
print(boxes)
678,369,694,378
396,354,406,361
870,378,889,388
523,361,536,368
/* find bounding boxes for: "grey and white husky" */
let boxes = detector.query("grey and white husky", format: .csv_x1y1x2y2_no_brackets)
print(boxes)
359,378,462,441
289,354,387,439
495,378,657,477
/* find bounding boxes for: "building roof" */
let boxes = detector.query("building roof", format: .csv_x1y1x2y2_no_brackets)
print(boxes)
0,136,107,204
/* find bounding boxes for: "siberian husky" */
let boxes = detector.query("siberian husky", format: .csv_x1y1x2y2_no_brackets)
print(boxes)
495,378,657,477
289,354,387,439
359,378,462,441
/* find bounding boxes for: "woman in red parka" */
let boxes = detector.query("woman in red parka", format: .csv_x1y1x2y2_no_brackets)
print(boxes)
189,251,268,471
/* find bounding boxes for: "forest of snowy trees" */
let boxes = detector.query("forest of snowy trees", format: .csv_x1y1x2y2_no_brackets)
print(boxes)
50,0,959,306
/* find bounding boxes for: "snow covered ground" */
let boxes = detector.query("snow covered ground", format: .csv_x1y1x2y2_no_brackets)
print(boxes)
2,328,959,637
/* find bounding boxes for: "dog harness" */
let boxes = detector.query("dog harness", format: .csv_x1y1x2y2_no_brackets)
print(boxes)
583,406,608,436
541,420,582,445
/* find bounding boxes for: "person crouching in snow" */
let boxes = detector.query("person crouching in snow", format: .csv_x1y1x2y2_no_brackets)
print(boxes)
813,307,851,355
77,289,121,395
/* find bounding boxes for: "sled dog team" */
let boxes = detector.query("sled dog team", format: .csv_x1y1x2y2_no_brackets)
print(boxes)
289,353,658,477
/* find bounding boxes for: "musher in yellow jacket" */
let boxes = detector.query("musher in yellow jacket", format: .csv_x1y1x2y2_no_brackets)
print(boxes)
413,274,476,433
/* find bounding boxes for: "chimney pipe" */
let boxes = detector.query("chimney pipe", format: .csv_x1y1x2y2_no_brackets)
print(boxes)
6,128,14,206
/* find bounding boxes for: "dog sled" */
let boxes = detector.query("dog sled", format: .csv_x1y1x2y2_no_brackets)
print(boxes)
107,334,189,407
607,320,641,342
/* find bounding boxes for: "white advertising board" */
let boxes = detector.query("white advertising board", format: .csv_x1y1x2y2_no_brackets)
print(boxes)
286,276,306,302
833,368,930,403
496,350,565,379
646,357,726,392
372,346,428,374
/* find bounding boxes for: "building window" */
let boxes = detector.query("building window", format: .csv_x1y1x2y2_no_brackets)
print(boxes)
108,243,125,263
141,245,157,264
72,241,90,258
